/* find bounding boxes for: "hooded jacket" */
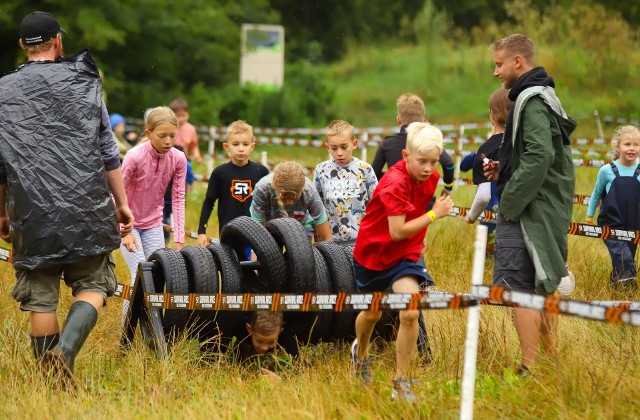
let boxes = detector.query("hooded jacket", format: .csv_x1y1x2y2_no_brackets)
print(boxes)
499,67,577,294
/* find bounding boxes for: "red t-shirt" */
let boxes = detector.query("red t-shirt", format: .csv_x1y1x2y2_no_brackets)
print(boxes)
354,159,439,270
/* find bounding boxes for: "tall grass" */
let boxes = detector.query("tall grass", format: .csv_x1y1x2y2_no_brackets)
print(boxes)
1,144,638,417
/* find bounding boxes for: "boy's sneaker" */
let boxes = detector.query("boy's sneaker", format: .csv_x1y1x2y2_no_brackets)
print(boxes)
351,339,373,386
515,364,531,378
391,377,417,402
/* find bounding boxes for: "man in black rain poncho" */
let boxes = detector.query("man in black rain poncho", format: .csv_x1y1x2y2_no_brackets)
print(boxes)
0,11,134,387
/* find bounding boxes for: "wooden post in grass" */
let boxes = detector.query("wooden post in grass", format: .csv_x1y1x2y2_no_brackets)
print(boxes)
460,224,487,420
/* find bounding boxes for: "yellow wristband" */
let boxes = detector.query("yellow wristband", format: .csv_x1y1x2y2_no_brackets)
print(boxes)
584,216,593,223
427,210,437,222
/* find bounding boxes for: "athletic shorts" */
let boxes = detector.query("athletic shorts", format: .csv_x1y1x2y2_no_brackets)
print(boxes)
492,213,537,293
354,259,435,292
12,253,117,312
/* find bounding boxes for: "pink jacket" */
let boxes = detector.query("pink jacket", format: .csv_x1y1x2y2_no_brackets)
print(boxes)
122,141,187,243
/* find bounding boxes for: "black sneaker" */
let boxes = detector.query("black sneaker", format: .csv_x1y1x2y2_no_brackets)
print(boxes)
516,364,531,378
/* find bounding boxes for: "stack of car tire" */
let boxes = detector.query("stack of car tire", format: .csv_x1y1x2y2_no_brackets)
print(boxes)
145,216,423,354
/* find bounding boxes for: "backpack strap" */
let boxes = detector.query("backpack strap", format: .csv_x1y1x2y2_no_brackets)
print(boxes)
610,162,620,177
633,163,640,178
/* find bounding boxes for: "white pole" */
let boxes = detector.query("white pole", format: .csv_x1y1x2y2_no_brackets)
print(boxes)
361,131,368,163
261,151,268,167
207,126,216,174
460,224,488,420
594,110,605,140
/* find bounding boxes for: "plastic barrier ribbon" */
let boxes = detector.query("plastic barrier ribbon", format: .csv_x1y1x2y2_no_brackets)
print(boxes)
473,285,640,326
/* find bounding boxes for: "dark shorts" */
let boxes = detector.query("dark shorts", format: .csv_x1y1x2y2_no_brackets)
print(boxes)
492,213,537,293
354,259,435,292
12,253,117,312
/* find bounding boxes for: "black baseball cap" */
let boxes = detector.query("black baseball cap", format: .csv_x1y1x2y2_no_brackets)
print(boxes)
19,11,65,45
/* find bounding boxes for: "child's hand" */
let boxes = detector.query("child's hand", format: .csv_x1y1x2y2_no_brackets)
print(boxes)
116,205,135,237
122,233,139,252
197,234,209,247
432,194,454,219
260,368,281,381
482,153,499,182
0,215,10,242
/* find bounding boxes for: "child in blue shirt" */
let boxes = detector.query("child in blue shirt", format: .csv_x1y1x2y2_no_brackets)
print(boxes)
585,125,640,288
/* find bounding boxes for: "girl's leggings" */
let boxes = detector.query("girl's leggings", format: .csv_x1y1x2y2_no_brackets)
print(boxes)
120,226,165,323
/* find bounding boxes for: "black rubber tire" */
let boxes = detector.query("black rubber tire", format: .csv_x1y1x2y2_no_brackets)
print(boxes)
147,248,190,340
314,241,356,342
308,246,333,343
206,241,244,350
340,244,355,267
180,246,218,340
220,216,288,292
265,217,315,292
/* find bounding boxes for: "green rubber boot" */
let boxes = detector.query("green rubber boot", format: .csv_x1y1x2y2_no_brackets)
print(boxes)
31,334,60,360
43,301,98,388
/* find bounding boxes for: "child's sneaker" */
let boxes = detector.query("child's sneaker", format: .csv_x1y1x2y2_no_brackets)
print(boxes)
391,377,417,402
351,339,372,386
516,364,532,378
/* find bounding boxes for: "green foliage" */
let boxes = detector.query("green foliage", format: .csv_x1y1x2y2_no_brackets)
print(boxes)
217,60,335,127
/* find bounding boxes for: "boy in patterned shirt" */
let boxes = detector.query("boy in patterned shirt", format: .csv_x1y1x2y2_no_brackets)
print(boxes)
314,120,378,243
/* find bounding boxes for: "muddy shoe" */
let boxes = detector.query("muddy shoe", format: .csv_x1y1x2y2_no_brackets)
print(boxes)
43,349,77,390
351,339,373,386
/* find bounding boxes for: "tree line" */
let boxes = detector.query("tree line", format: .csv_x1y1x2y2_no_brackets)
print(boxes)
0,0,636,126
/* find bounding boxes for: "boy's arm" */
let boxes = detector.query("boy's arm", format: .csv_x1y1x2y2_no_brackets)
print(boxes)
189,126,203,163
371,146,386,180
197,170,219,246
387,195,453,241
439,151,455,193
466,182,491,223
586,166,610,219
249,184,269,223
365,165,378,199
313,167,324,202
313,220,333,242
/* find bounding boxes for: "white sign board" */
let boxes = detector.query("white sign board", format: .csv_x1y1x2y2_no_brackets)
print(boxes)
240,24,285,89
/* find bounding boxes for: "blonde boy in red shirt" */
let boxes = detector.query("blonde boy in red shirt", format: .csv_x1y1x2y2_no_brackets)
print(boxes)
351,122,453,401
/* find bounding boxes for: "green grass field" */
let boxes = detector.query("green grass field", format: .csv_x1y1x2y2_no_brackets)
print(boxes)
1,145,639,418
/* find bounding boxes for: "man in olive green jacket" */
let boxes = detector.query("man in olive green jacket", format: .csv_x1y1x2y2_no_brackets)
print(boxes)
486,34,576,376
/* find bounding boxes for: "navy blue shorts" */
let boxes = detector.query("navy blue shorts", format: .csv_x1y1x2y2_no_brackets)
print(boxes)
353,259,435,292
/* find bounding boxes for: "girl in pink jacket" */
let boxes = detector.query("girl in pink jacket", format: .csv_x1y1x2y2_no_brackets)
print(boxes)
120,106,186,319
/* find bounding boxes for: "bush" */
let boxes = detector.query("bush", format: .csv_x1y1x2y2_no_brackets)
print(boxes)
217,60,335,128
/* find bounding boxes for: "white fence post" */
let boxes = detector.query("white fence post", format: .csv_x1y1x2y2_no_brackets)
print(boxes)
207,125,216,174
261,151,268,167
360,131,368,163
460,224,488,420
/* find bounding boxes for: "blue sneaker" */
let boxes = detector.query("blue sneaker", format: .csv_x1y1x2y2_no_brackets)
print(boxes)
351,339,373,386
